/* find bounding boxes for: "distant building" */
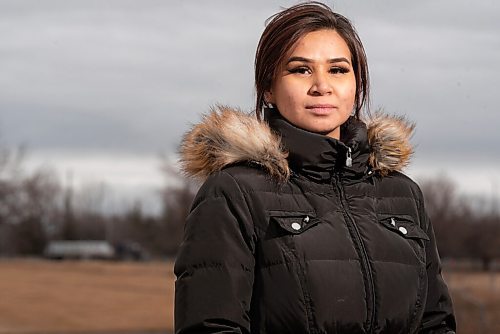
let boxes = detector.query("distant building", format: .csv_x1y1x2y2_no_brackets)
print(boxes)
44,240,115,260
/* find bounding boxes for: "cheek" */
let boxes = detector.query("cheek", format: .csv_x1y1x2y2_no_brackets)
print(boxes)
337,88,355,110
336,83,356,120
342,81,357,107
275,83,302,108
349,86,356,104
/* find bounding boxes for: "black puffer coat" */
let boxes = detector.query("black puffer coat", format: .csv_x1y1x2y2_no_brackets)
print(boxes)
174,107,456,334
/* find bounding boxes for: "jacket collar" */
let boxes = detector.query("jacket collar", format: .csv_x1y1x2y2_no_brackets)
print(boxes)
264,108,370,182
179,105,415,182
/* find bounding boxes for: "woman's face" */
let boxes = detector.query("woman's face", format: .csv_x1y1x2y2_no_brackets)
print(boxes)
265,29,356,139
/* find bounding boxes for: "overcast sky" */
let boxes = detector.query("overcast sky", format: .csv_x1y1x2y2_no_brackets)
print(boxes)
1,0,499,213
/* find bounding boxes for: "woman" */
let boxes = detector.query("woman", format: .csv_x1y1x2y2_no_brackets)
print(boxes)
175,2,456,333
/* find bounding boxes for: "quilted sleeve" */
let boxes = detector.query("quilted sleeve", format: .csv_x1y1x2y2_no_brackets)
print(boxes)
174,171,256,334
418,200,457,333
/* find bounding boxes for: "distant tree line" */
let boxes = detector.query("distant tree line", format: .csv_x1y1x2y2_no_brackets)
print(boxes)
0,145,199,258
420,176,500,271
0,144,499,268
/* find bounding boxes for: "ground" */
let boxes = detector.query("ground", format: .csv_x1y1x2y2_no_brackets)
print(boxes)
0,259,498,333
0,259,173,334
446,270,500,333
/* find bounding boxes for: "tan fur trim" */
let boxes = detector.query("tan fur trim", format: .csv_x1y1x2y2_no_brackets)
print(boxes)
180,107,415,180
179,105,290,181
366,112,415,176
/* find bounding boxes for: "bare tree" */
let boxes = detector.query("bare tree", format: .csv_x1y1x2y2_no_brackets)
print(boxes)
157,162,199,256
0,166,61,255
463,215,500,271
420,174,465,258
420,174,500,270
0,140,62,255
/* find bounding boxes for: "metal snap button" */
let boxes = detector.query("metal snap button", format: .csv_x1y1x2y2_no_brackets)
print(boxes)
291,222,302,231
398,226,408,235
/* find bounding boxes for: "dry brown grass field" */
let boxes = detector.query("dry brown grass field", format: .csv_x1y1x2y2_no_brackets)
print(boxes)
0,259,173,334
445,270,500,334
0,259,498,334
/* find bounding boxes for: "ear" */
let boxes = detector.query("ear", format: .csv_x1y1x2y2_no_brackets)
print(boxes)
264,91,275,104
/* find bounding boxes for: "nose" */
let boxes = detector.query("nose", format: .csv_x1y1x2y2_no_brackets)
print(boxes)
309,72,333,96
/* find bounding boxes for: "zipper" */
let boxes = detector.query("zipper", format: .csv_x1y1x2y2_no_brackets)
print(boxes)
345,147,352,167
333,172,376,333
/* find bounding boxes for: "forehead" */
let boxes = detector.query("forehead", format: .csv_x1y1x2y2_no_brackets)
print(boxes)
287,29,351,59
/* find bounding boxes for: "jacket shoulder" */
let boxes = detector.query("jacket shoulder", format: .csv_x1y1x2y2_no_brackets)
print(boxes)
191,163,275,206
185,167,258,252
376,171,425,203
374,171,428,230
222,163,281,190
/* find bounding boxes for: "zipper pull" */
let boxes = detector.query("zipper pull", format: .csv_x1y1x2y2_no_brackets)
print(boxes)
345,147,352,167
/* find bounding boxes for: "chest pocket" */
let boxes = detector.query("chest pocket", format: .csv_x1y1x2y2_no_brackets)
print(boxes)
378,213,429,263
257,211,320,268
272,215,320,234
265,211,320,239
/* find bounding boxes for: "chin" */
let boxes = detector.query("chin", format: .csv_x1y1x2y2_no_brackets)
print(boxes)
307,120,341,132
304,125,337,136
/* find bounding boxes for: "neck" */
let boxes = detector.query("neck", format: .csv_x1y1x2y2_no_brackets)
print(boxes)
326,127,340,139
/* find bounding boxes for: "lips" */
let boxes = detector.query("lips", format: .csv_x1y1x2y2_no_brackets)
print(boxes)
306,104,336,109
305,104,336,115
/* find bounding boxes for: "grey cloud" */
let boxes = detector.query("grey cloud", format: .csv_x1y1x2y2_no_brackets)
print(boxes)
0,0,498,168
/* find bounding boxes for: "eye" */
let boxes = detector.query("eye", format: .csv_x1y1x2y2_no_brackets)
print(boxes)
330,66,350,75
288,66,311,75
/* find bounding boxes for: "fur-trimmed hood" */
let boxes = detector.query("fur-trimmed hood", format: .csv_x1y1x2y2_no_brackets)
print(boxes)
179,105,415,181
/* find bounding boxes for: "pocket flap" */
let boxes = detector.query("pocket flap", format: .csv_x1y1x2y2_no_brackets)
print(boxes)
270,214,319,234
378,214,429,241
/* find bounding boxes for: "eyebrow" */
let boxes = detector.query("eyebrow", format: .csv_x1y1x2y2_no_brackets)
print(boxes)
286,56,351,65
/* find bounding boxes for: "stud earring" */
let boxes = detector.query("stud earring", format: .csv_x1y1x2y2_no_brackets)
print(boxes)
265,101,275,109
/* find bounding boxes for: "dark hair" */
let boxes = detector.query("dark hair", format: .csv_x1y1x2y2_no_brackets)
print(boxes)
254,1,370,120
